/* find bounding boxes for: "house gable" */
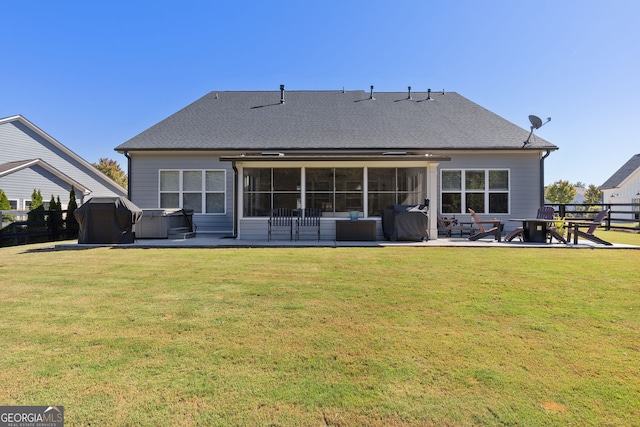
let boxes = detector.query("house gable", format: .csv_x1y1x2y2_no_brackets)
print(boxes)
0,159,90,194
0,115,127,201
600,153,640,190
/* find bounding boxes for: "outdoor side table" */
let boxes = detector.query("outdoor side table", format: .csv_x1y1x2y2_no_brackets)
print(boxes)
508,218,555,243
336,220,376,241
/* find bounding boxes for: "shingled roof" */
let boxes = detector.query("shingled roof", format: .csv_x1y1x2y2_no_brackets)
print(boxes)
600,154,640,189
115,90,557,152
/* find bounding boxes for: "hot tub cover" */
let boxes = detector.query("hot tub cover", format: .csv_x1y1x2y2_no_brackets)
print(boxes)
74,197,143,244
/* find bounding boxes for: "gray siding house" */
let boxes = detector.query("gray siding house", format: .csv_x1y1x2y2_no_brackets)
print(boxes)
0,115,127,210
115,88,558,240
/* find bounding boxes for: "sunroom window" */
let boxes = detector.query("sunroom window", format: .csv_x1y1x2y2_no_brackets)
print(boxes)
305,168,363,216
242,166,427,217
243,168,301,216
368,167,425,216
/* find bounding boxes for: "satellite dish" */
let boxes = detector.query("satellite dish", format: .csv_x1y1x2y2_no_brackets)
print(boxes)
529,115,543,129
523,115,551,147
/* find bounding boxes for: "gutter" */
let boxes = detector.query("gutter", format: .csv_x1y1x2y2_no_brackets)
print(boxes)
123,151,132,200
230,160,238,238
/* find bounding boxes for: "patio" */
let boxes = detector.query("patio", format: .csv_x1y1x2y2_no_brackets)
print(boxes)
56,233,640,250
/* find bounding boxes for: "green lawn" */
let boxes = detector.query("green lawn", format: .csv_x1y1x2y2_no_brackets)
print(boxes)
1,239,639,426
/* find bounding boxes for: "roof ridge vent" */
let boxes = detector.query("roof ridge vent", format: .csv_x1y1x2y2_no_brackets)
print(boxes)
280,84,285,104
369,85,375,100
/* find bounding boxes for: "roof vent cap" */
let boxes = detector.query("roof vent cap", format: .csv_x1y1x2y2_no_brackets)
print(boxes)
426,88,433,101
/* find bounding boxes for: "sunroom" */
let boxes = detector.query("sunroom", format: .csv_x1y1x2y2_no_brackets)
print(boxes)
221,153,450,240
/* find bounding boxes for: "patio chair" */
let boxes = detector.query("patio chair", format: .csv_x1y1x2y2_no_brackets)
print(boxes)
268,208,294,241
467,208,503,241
547,214,567,244
566,209,612,245
295,208,321,241
437,216,454,236
438,215,477,237
504,206,566,243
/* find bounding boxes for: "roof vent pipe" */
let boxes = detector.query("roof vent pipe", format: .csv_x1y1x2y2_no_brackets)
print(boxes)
280,84,285,104
426,88,433,101
370,85,375,100
407,86,412,100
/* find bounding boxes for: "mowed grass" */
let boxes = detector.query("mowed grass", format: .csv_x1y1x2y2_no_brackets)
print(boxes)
1,241,639,426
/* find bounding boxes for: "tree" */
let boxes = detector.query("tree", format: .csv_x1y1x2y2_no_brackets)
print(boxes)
583,184,603,205
0,189,13,222
93,157,128,189
31,189,43,210
66,186,79,237
67,186,78,212
48,194,63,239
27,189,45,237
545,180,577,204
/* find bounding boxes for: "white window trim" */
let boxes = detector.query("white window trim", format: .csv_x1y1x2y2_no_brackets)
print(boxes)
440,168,510,214
159,169,226,214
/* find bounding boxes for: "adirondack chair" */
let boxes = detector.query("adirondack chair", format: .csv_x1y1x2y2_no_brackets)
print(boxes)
504,206,566,243
268,208,294,241
438,215,477,237
467,208,503,241
295,208,321,241
566,209,612,245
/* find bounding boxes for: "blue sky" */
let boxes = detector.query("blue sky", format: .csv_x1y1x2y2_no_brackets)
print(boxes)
2,1,638,186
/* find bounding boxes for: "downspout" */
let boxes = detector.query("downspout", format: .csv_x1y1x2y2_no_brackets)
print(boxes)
230,161,238,238
124,151,132,200
540,149,551,206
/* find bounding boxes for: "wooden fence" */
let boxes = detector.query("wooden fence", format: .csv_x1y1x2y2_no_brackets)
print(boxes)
0,209,78,247
545,203,640,232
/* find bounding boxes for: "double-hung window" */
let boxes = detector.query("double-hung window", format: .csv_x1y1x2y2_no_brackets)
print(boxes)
441,169,509,214
159,170,226,214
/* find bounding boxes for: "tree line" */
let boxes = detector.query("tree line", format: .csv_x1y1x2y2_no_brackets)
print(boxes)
545,180,602,204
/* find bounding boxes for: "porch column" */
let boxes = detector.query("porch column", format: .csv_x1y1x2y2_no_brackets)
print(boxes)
427,163,439,239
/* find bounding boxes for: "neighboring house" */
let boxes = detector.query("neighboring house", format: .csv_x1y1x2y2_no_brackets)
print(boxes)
0,115,127,210
600,153,640,219
115,87,558,239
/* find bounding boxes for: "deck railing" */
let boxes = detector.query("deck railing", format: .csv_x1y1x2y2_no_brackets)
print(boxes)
545,203,640,232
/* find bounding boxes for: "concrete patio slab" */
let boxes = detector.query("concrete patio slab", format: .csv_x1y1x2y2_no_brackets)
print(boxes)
54,233,640,250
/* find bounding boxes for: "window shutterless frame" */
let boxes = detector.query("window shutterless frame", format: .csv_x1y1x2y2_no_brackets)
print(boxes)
440,169,510,215
159,169,226,214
